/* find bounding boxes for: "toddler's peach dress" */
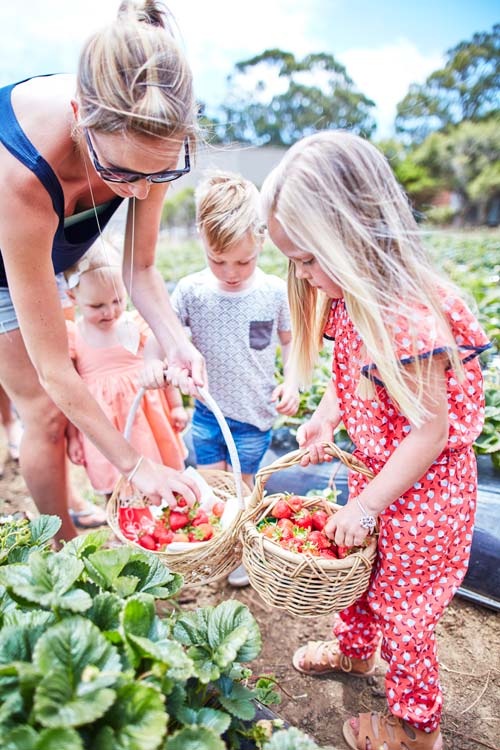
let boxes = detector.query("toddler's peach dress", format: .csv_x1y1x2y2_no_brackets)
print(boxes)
66,315,186,493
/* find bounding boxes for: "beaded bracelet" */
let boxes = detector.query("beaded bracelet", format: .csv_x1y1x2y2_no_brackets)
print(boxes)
126,456,144,484
355,497,377,533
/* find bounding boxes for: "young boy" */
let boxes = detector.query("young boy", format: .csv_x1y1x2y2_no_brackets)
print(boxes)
143,171,299,585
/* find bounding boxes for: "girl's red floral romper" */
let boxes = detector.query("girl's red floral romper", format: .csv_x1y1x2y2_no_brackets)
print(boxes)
324,293,490,732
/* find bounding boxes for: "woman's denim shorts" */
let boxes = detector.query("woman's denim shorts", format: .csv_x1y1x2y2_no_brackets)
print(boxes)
0,275,72,335
191,400,272,475
0,287,20,334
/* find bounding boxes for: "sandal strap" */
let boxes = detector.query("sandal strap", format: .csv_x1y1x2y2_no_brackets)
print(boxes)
302,640,370,674
357,713,441,750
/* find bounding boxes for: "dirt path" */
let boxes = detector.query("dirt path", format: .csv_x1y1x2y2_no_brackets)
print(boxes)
1,442,499,750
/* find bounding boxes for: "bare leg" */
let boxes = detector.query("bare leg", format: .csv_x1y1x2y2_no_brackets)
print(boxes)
0,329,77,541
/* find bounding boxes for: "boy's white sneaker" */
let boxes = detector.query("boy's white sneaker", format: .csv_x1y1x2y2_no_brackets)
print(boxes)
227,563,249,587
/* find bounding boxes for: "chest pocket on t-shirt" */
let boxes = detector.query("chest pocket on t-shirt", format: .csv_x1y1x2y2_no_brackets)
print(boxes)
249,320,274,350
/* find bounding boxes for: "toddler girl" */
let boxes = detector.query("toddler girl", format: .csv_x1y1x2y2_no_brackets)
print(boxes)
65,239,187,497
261,131,490,750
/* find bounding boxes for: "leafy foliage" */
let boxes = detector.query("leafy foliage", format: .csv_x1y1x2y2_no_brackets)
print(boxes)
396,24,500,143
217,49,376,145
0,517,312,749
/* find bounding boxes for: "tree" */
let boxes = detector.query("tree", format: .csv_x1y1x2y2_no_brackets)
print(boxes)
413,119,500,223
396,24,500,143
377,139,442,213
218,49,376,145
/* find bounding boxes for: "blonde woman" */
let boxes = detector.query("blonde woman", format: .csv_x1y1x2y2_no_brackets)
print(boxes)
261,131,490,750
0,0,204,541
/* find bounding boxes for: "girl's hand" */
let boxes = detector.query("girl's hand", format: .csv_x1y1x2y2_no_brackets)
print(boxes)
131,458,201,509
271,383,300,416
324,501,372,548
164,341,207,397
296,416,336,466
170,405,188,432
140,358,167,390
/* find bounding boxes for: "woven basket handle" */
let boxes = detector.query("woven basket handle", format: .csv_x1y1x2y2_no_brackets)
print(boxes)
123,383,245,511
246,441,374,512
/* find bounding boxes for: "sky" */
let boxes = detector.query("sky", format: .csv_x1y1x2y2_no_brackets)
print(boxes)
0,0,498,138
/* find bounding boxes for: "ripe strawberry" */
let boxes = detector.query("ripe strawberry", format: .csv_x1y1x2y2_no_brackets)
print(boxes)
311,509,328,531
175,495,188,508
171,532,189,543
212,501,225,518
286,495,303,513
337,546,353,558
188,523,214,542
153,524,174,546
301,540,321,556
138,534,157,551
293,509,312,529
277,518,295,540
261,524,278,539
168,511,190,531
271,499,292,519
191,509,210,526
320,548,338,559
307,530,331,550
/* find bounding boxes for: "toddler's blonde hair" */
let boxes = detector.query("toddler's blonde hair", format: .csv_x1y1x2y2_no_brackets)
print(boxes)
195,171,266,254
261,130,463,426
64,238,122,289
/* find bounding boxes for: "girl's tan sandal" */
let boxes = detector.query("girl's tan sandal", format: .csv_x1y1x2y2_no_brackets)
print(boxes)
343,712,443,750
292,639,376,677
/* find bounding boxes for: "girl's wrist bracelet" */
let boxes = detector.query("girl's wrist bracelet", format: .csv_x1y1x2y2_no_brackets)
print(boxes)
126,456,144,484
355,497,377,533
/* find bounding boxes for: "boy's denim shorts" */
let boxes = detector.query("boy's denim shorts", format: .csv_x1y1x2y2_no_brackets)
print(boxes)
0,287,20,334
191,400,272,475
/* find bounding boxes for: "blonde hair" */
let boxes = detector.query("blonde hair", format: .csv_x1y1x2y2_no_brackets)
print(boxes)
261,130,463,426
76,0,197,142
64,239,122,289
195,171,266,253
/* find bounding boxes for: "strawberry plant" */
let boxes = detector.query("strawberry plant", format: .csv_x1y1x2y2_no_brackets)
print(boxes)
0,515,329,749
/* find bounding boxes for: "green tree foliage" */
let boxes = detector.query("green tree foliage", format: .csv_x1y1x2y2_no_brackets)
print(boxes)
413,119,500,222
376,139,442,211
218,49,376,145
161,188,196,232
396,24,500,143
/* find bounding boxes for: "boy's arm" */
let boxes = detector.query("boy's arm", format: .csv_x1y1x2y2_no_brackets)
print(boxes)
272,330,300,416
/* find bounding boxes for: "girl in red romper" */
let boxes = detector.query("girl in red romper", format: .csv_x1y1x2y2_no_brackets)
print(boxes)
262,131,490,750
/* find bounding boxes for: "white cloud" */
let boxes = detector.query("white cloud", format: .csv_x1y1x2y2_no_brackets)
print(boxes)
339,39,443,138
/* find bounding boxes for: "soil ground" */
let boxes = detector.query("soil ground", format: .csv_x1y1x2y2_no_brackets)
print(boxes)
0,439,499,750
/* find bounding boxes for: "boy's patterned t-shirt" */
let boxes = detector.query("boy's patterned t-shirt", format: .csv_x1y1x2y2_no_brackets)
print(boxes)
171,268,291,430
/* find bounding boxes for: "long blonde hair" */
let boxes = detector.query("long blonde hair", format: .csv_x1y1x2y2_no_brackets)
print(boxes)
261,130,463,426
76,0,197,142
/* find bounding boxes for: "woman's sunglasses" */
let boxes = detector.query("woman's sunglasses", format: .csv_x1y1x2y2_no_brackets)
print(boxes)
84,129,190,184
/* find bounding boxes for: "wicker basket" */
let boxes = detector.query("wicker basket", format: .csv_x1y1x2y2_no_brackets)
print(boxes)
106,387,250,587
239,441,377,617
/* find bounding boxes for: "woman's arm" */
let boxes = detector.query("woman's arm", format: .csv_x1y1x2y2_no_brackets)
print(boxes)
123,190,206,394
0,184,199,506
326,356,449,548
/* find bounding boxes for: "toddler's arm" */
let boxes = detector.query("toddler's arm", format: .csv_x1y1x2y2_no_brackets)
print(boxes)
166,384,188,432
66,422,86,466
326,355,449,549
272,330,300,416
140,335,167,390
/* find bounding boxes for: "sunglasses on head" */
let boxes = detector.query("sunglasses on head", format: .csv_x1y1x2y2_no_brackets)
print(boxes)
84,128,190,184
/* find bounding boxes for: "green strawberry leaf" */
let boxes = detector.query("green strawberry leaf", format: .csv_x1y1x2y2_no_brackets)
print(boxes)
216,682,256,720
164,726,225,750
93,682,167,750
29,516,62,546
3,726,84,750
175,706,231,735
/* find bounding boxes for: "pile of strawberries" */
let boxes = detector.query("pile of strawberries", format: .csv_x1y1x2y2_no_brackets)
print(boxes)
257,494,353,559
119,498,225,552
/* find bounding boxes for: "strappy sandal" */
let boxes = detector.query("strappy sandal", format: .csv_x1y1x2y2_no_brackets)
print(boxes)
292,639,376,677
343,713,443,750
